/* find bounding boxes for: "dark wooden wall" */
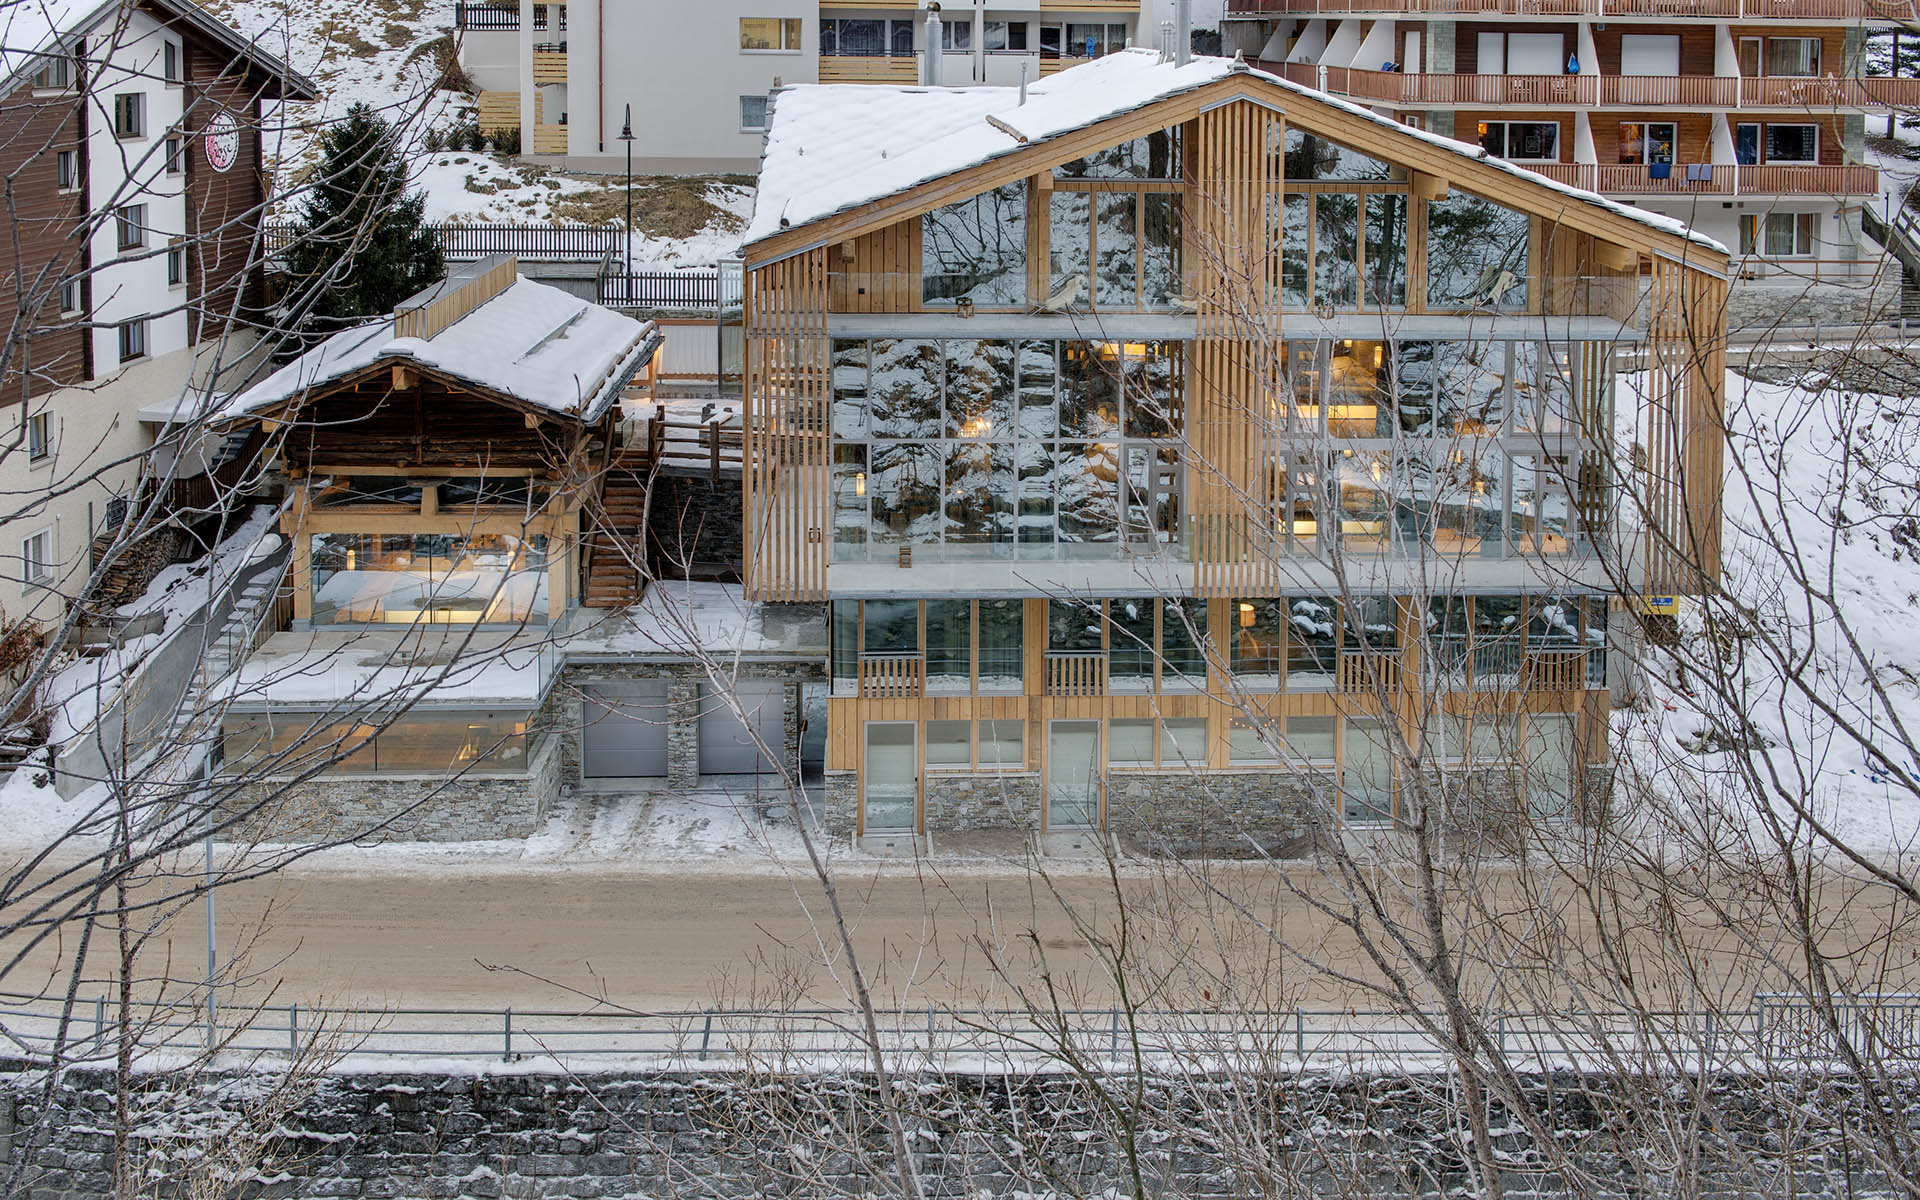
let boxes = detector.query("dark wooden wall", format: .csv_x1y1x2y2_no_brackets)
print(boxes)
281,378,581,473
0,78,90,405
179,23,273,345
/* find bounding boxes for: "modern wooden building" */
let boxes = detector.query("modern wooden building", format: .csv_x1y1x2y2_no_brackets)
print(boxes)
739,48,1729,849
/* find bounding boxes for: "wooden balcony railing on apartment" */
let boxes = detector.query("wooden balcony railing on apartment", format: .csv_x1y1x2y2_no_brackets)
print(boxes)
1742,75,1920,107
1520,162,1875,196
1337,650,1401,695
1523,651,1591,693
818,53,919,84
1342,67,1596,106
1046,652,1109,697
1597,75,1739,106
859,653,925,699
1230,0,1915,15
532,47,568,84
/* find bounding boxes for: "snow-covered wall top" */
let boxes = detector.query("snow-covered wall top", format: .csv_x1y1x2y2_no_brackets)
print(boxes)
746,48,1728,258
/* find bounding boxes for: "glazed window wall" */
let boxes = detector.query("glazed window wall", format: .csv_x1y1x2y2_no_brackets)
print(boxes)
221,710,539,776
1048,597,1210,693
1423,594,1606,691
831,339,1185,562
828,598,1026,696
1276,338,1605,558
923,183,1028,309
310,533,549,626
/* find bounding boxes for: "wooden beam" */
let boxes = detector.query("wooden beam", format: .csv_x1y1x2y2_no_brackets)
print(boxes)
392,363,418,391
1411,171,1448,201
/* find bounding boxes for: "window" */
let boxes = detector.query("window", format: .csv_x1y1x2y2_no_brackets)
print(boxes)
821,18,912,56
21,528,52,585
925,599,970,693
922,183,1027,308
1159,718,1208,767
166,242,185,287
1741,212,1817,257
1736,122,1760,166
164,133,183,173
1108,719,1156,766
1229,716,1278,764
1765,36,1820,76
1764,124,1818,163
26,411,51,462
1617,122,1676,166
57,278,79,314
739,95,769,133
310,532,551,626
162,39,180,83
31,50,72,90
117,318,147,362
1285,716,1338,761
1424,191,1530,311
978,719,1024,769
1476,121,1559,162
740,17,802,52
113,92,144,138
926,720,971,769
942,21,971,51
984,21,1028,52
115,204,145,251
54,149,77,191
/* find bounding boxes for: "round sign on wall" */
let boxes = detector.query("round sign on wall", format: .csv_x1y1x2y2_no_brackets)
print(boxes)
203,110,240,173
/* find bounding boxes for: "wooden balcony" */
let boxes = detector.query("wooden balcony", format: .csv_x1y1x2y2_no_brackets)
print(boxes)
1597,74,1739,106
530,124,568,154
1230,0,1915,15
532,47,567,84
1523,651,1591,693
859,653,925,699
1337,651,1401,695
1742,75,1920,106
819,54,919,84
1525,162,1875,194
1040,57,1093,77
1341,67,1595,106
1046,652,1108,697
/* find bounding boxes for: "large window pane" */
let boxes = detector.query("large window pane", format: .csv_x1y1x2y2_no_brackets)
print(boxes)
1160,718,1208,766
943,442,1013,553
832,443,868,557
1230,598,1285,689
1059,344,1121,438
1055,443,1119,545
1280,194,1310,307
1055,130,1182,180
926,600,971,692
927,719,971,768
863,599,919,654
1109,718,1156,765
310,533,547,627
1343,717,1395,824
1108,597,1156,690
1364,193,1408,308
1049,599,1103,652
980,719,1025,768
945,340,1015,439
1094,192,1138,308
1425,192,1529,312
1160,598,1208,689
1142,192,1182,309
1283,129,1398,181
1016,341,1058,438
978,599,1024,691
1049,191,1091,304
831,339,868,439
1286,715,1337,761
831,600,859,695
1314,193,1359,310
1286,597,1339,688
1017,442,1056,549
868,442,941,544
869,339,941,438
923,184,1028,308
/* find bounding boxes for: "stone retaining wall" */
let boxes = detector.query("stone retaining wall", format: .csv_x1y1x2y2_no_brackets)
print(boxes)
2,1064,1908,1200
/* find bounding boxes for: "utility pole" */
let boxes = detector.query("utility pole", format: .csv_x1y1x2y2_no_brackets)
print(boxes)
619,103,634,281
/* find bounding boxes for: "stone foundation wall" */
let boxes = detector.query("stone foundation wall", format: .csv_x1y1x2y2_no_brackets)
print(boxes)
646,475,744,580
1724,270,1902,334
4,1064,1907,1200
1106,769,1323,857
924,772,1044,832
221,735,561,843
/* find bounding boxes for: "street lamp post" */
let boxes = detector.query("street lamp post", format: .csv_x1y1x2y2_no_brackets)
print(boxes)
619,103,634,284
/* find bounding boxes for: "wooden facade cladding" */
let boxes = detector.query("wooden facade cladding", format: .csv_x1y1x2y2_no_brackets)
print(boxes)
1189,99,1284,598
272,374,589,474
183,36,273,343
742,247,830,602
1641,257,1728,594
0,80,89,403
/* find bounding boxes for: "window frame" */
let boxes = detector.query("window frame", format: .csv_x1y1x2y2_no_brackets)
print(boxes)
1762,123,1819,164
117,317,148,363
54,148,78,192
166,240,186,287
114,203,146,251
112,91,144,139
1476,120,1560,163
26,411,51,463
739,17,803,53
164,132,184,174
162,38,181,83
21,528,53,586
738,94,770,133
56,278,80,315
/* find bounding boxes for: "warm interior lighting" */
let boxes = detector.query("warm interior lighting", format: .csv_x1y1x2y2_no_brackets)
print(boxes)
1239,602,1256,628
855,472,867,497
1372,344,1384,368
960,416,992,438
1291,519,1320,536
345,549,357,570
1369,459,1384,482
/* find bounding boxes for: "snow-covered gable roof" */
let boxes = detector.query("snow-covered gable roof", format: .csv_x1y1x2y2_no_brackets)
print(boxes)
0,0,318,97
746,48,1728,259
221,276,662,426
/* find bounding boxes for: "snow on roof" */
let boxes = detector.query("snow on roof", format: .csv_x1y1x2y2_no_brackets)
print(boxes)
0,0,88,83
746,48,1728,260
221,276,663,425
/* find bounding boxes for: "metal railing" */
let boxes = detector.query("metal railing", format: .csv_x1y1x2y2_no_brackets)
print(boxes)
599,269,725,309
9,991,1920,1069
454,2,517,29
1229,0,1917,16
262,222,620,264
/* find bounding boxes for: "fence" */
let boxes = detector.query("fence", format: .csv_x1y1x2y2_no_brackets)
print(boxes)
454,3,517,30
262,222,619,263
599,269,725,309
6,992,1919,1069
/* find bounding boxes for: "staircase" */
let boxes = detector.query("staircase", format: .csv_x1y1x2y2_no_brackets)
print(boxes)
164,554,290,761
1861,192,1920,322
582,459,650,609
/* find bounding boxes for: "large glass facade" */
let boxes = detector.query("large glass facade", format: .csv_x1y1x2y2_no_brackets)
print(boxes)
1426,191,1531,312
831,338,1184,562
923,183,1028,309
223,710,539,776
310,533,549,626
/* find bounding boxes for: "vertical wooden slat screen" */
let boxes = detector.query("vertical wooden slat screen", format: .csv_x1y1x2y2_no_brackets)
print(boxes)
743,247,831,602
1641,257,1727,596
1188,100,1284,599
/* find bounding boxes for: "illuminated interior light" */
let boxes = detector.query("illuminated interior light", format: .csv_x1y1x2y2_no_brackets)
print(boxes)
855,472,867,497
1239,601,1256,628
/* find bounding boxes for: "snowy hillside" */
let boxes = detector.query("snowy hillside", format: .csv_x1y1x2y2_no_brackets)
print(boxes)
201,0,750,265
1616,362,1920,857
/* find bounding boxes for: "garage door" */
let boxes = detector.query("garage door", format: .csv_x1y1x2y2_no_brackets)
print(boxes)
581,683,670,779
698,681,785,775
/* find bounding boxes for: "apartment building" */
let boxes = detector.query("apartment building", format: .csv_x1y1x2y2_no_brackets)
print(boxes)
737,48,1728,850
1219,0,1911,291
0,0,315,628
457,0,1156,172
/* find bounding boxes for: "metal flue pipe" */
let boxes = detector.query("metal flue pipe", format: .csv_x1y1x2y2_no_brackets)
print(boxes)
1175,0,1192,67
925,4,942,86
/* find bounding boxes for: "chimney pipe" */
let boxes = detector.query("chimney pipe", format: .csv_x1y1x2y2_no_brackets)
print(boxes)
1019,59,1029,104
1159,20,1174,62
1175,0,1192,67
925,5,942,86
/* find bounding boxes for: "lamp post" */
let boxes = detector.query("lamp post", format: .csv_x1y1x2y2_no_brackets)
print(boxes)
618,103,634,282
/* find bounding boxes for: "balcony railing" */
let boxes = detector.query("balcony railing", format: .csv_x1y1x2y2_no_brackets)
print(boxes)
1337,650,1401,695
819,53,920,84
1230,0,1915,16
1597,74,1739,106
455,2,517,29
1046,652,1108,698
859,653,925,699
1523,650,1592,693
1520,162,1876,196
532,47,567,84
1308,65,1914,109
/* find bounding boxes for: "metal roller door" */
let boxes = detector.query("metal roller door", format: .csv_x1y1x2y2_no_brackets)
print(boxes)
581,683,670,779
698,681,785,775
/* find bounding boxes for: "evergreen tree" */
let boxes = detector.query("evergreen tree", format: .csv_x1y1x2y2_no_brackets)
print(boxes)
281,103,444,341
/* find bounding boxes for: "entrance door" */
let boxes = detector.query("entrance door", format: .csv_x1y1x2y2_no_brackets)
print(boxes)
580,683,669,779
697,681,784,775
863,722,919,832
1046,720,1103,829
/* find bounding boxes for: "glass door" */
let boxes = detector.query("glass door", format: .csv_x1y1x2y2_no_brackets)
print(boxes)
1047,720,1103,829
862,722,919,833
